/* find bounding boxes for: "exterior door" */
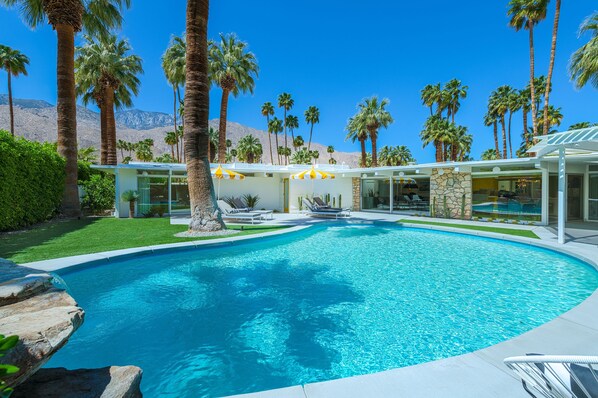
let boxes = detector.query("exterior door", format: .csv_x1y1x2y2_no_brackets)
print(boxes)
589,173,598,221
567,175,583,221
283,178,289,213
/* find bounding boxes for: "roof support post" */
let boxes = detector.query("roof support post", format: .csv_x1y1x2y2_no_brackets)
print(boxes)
389,176,394,213
558,147,566,244
168,169,172,216
114,168,120,218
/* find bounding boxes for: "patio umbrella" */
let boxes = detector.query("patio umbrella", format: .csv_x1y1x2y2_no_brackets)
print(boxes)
211,165,245,199
291,166,335,198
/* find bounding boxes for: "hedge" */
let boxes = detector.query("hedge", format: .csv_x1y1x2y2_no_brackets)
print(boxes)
0,130,65,231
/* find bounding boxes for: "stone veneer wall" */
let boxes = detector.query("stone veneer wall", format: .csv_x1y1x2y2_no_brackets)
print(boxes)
430,168,472,219
352,178,361,211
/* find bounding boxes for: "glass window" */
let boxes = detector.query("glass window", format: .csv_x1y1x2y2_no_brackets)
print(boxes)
171,177,190,214
392,178,430,213
472,176,542,221
137,176,169,216
589,174,598,221
361,179,390,211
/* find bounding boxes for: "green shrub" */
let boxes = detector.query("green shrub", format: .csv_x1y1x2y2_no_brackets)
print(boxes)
0,334,19,398
0,131,65,231
150,205,167,217
81,174,115,214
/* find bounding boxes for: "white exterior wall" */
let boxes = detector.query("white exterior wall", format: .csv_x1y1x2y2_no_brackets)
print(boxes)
289,178,353,212
215,176,283,211
115,169,138,218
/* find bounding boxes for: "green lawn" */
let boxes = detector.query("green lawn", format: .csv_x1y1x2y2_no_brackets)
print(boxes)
398,219,539,239
0,218,287,264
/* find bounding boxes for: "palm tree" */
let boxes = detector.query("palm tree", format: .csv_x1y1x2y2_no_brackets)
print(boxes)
162,34,186,155
358,96,393,167
304,105,320,151
75,33,142,165
237,134,261,163
518,88,532,148
483,111,501,160
489,86,512,159
569,12,598,90
505,86,519,158
508,0,549,138
539,105,563,133
395,145,414,165
421,115,449,162
116,139,126,159
293,135,304,151
285,114,299,148
277,92,293,164
2,0,131,217
135,140,153,162
421,83,442,116
444,78,468,123
261,101,274,163
184,0,225,232
165,131,178,160
208,126,218,162
481,148,499,161
327,145,335,163
209,33,259,163
0,45,29,136
268,117,283,165
542,0,561,135
345,115,368,167
569,122,592,130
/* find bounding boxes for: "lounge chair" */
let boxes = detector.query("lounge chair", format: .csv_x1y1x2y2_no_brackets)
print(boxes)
302,198,350,219
504,355,598,398
312,196,347,212
217,200,262,224
231,198,273,220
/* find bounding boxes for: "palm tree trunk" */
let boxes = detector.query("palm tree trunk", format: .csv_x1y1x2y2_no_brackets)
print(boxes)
360,138,366,167
275,133,280,165
55,24,81,217
105,88,117,165
173,86,178,160
371,132,378,167
185,0,225,232
307,123,314,151
501,116,508,159
528,25,538,138
507,111,514,158
100,103,107,164
493,121,501,159
171,145,175,159
451,144,457,162
7,69,14,136
435,141,442,163
543,0,561,135
266,115,273,164
283,110,288,165
523,110,529,148
218,89,229,163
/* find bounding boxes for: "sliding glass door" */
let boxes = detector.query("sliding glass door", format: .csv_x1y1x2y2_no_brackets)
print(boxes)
590,173,598,221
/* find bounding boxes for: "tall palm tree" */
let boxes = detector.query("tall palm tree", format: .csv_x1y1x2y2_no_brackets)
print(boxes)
569,12,598,90
444,78,468,123
162,34,186,153
542,0,561,135
237,134,261,163
165,131,178,160
483,111,501,159
0,45,29,136
184,0,225,232
285,114,299,147
76,33,142,165
358,96,393,167
508,0,549,138
345,114,368,167
261,101,274,164
268,117,283,165
421,115,447,162
421,83,442,116
2,0,131,217
490,86,511,159
304,105,320,151
505,86,520,158
277,92,293,164
540,105,563,133
293,135,304,151
209,33,259,163
518,88,532,148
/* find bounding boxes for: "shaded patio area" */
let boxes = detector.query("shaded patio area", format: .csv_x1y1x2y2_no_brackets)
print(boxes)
546,222,598,246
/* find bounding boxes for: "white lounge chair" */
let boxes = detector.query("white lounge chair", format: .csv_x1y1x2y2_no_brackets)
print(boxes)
302,198,350,219
504,355,598,398
231,198,273,220
217,200,262,224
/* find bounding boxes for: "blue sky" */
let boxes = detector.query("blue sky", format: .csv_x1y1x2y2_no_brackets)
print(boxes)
1,1,597,162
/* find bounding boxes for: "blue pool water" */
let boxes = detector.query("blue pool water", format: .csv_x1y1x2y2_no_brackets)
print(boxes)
46,224,598,397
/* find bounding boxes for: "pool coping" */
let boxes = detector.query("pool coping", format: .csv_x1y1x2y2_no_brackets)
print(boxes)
20,220,598,397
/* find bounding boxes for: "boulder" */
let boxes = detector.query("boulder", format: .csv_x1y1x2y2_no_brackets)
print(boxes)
0,260,54,305
12,366,143,398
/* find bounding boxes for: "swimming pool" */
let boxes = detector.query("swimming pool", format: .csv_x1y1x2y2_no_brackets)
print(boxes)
46,223,598,397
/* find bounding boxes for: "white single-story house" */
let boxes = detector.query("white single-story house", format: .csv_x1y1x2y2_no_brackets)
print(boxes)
94,127,598,243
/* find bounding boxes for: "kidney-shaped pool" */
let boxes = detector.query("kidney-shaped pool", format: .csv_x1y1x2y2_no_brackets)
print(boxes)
46,223,598,397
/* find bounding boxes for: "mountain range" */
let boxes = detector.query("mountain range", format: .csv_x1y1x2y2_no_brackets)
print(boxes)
0,94,359,165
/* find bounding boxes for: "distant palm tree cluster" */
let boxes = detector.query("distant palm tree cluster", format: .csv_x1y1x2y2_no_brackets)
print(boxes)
261,94,323,165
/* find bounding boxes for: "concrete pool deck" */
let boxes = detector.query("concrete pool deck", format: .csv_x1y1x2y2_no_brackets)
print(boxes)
21,213,598,397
